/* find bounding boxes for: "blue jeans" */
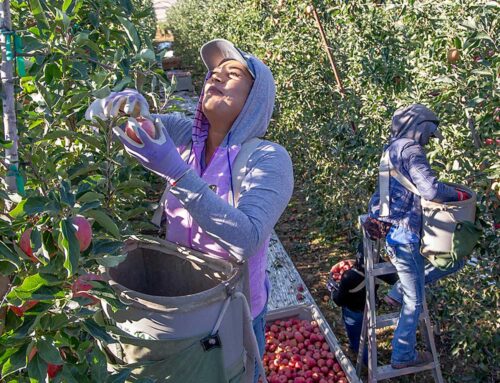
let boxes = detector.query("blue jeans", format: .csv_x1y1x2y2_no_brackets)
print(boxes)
252,276,270,382
386,242,425,364
387,258,466,304
252,304,267,358
342,306,368,365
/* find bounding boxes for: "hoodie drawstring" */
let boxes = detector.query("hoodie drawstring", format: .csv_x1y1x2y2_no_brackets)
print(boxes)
226,131,236,207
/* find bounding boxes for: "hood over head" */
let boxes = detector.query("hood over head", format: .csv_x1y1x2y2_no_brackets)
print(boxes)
192,47,276,147
390,104,442,146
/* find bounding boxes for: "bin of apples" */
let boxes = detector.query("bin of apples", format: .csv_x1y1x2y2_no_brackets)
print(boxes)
263,317,348,383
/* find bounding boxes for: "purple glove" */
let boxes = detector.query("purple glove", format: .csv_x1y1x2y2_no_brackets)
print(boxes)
114,117,190,184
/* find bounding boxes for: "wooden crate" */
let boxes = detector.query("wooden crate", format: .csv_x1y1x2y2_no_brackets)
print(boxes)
265,304,362,383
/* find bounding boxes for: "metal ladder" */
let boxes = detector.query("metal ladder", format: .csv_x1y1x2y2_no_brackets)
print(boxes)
355,233,444,383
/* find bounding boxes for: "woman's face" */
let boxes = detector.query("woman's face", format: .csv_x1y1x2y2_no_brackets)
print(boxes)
202,60,254,125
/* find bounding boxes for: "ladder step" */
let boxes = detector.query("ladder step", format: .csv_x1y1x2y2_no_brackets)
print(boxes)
376,361,436,380
376,311,429,328
372,262,396,276
376,312,399,328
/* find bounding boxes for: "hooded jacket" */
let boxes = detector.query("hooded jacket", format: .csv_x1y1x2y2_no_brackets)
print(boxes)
368,104,458,243
152,55,294,318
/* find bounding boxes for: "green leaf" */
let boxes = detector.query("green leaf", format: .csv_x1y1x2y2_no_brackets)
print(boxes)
73,32,101,53
62,0,73,12
88,347,108,383
77,191,103,204
37,338,64,364
60,180,75,208
58,219,80,277
28,0,49,33
0,240,21,271
84,210,120,239
22,36,46,52
113,76,133,91
137,48,156,63
29,285,65,301
116,16,141,52
78,200,101,213
94,254,127,268
44,62,62,83
28,352,48,382
91,239,123,256
8,317,37,342
92,85,111,99
9,273,61,296
55,8,71,31
71,61,89,80
68,163,101,180
82,318,115,343
9,197,59,218
1,343,28,378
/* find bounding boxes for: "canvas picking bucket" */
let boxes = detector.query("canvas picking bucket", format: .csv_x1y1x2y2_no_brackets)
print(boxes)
420,183,476,255
98,236,265,383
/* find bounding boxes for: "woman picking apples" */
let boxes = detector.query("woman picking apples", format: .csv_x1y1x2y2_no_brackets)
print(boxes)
365,104,469,369
86,39,293,381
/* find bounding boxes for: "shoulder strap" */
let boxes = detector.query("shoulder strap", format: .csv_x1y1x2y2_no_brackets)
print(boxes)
379,148,421,217
379,150,391,217
151,141,193,227
228,137,263,207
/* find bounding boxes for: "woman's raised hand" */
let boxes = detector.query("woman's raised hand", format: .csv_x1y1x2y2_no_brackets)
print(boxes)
113,116,189,184
85,89,150,121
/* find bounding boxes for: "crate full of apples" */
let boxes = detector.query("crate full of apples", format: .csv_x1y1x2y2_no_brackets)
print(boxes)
262,305,360,383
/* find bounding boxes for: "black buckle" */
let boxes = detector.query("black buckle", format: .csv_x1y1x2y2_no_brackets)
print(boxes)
201,333,221,351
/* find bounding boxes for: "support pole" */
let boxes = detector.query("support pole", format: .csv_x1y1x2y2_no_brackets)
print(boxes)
0,0,16,334
310,5,357,132
1,0,19,195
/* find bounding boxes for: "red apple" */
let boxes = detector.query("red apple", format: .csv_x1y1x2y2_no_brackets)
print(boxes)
125,116,156,144
71,216,92,252
71,273,103,305
47,363,63,379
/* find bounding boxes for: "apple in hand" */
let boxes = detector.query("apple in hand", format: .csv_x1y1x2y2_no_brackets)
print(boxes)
125,116,156,144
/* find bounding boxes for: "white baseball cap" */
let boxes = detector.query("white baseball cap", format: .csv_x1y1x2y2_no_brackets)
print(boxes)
200,39,255,79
